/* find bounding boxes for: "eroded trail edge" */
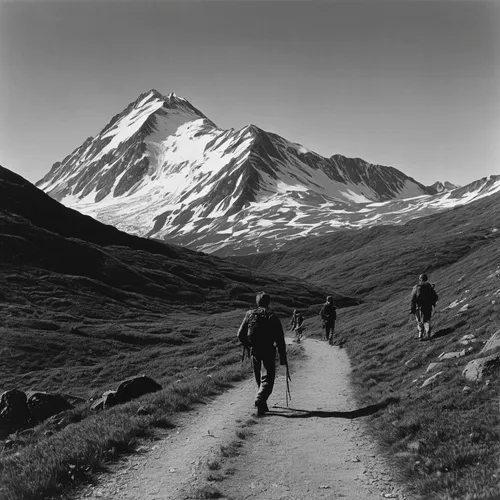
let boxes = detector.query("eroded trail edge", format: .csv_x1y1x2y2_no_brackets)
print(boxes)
78,340,410,500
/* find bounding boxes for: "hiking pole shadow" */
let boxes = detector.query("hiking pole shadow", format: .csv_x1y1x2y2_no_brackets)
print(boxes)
268,397,398,420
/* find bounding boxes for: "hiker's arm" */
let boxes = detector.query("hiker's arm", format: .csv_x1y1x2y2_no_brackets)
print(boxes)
271,314,287,364
410,288,417,314
237,312,249,345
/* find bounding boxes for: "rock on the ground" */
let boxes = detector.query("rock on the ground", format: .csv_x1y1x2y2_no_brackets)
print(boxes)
113,375,162,405
27,392,74,423
463,353,500,382
92,376,163,410
479,329,500,356
91,391,118,411
0,389,30,434
438,350,467,360
421,371,444,388
425,362,441,373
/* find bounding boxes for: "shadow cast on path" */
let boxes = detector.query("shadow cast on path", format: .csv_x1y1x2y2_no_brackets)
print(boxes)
268,397,399,420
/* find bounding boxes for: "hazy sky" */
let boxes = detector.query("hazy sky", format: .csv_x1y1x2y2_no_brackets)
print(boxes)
1,0,499,186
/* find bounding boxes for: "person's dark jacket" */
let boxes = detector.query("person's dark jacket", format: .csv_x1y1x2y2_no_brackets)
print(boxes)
290,313,304,329
410,282,438,314
320,302,336,323
237,307,287,364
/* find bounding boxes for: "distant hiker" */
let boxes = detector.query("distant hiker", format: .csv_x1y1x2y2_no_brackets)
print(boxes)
410,274,439,340
320,296,337,342
237,292,287,416
290,309,305,342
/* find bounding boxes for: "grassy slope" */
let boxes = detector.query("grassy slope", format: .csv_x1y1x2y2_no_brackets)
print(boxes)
0,166,338,500
232,192,500,302
232,193,500,499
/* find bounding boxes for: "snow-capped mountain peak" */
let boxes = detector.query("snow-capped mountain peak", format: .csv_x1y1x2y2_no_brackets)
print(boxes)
37,90,499,256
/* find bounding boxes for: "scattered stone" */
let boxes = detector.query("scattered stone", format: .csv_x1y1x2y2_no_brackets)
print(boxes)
91,391,117,411
425,362,441,373
27,392,74,423
479,329,500,357
438,350,467,360
421,371,443,388
112,375,162,406
463,353,500,382
137,405,153,416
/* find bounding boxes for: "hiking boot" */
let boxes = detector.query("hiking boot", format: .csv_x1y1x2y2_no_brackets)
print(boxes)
255,400,269,416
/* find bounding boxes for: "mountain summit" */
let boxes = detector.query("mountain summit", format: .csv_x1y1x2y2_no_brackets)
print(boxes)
37,90,499,255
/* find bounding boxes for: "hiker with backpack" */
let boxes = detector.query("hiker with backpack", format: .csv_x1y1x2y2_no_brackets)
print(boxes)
410,273,439,340
237,292,287,416
290,309,305,343
320,296,337,342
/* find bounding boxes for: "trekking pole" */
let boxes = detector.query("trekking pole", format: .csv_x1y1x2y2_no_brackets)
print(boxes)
285,361,292,407
241,344,251,363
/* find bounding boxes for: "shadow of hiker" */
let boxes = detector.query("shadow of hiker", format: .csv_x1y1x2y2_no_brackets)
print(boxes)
432,320,467,339
268,397,398,419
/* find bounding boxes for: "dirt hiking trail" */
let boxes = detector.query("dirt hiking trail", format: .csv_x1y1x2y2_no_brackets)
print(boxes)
77,339,411,500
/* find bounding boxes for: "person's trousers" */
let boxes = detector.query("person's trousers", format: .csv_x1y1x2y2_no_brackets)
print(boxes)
325,320,335,339
415,308,432,338
252,348,276,404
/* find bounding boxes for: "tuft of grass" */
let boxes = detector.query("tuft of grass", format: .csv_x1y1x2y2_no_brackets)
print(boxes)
192,485,223,499
207,459,221,471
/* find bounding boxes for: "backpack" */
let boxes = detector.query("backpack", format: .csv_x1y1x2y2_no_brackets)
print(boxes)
247,307,273,349
415,282,438,308
321,303,336,321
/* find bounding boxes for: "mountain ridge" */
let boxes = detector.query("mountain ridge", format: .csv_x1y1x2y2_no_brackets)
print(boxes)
36,90,499,256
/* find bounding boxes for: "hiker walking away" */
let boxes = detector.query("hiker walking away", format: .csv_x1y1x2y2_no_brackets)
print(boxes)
410,273,438,340
320,296,337,342
237,292,287,416
290,309,305,343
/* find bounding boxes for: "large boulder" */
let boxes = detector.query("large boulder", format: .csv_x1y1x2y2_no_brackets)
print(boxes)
0,389,30,434
462,352,500,382
27,392,74,423
91,376,162,411
113,375,162,405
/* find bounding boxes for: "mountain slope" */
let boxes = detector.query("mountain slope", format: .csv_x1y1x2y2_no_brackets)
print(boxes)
37,90,447,255
231,189,500,300
2,165,335,311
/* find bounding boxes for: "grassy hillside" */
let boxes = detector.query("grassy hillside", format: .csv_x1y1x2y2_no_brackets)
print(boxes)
232,192,500,302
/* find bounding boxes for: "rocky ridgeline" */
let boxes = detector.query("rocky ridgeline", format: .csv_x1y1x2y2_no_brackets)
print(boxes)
0,375,162,441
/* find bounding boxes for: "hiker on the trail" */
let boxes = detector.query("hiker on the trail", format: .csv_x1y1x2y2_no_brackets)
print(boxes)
320,296,337,342
290,309,305,342
410,273,439,341
237,292,287,416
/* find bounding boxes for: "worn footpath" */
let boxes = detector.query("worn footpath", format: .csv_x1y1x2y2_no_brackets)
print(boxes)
77,339,411,500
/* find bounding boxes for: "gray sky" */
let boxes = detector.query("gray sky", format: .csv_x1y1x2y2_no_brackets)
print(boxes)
1,0,499,186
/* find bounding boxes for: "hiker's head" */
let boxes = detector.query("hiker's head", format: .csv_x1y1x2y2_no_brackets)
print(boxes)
419,274,428,282
256,291,271,307
326,296,333,303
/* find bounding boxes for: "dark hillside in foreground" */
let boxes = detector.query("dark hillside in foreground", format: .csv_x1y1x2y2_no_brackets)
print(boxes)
232,191,500,301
